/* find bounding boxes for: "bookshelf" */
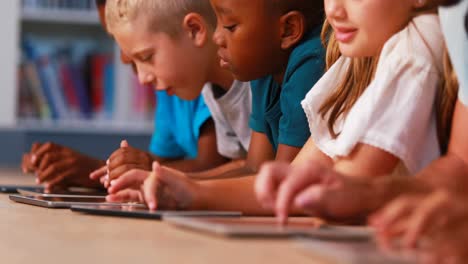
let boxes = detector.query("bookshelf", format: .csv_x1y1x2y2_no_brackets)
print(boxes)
22,8,101,25
0,1,154,165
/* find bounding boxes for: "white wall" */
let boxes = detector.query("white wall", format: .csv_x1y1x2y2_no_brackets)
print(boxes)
0,1,19,128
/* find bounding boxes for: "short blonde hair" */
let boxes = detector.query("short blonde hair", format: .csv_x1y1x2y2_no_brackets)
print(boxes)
105,0,217,37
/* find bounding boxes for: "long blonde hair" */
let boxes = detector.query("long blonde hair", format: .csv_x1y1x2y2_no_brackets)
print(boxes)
319,19,458,153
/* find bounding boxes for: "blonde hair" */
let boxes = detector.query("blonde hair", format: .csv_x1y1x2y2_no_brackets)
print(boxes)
105,0,217,37
319,18,458,153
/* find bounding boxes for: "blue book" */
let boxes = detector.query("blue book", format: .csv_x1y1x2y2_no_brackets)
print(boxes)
103,60,115,119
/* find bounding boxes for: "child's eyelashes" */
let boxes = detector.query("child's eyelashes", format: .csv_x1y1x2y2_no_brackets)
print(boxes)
139,54,154,63
223,24,238,32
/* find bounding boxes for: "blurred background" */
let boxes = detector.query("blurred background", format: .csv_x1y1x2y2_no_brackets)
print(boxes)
0,1,155,167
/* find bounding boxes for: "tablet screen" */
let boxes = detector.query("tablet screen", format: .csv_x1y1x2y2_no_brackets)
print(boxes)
33,196,108,203
183,217,325,229
76,204,149,211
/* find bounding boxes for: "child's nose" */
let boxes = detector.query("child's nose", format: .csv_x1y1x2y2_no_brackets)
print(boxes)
138,70,155,86
325,0,346,20
213,25,226,48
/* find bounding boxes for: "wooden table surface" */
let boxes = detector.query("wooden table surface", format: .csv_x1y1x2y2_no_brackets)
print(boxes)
0,169,336,264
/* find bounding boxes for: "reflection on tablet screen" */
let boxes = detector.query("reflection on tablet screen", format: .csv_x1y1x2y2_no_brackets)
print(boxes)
33,196,108,203
85,205,150,211
194,217,325,229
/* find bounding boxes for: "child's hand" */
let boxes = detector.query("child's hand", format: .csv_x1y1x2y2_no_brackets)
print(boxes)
370,190,468,251
107,168,152,195
106,188,144,203
21,142,41,173
417,224,468,264
106,140,153,183
142,162,200,211
89,165,108,187
105,168,153,203
22,142,104,190
256,161,379,224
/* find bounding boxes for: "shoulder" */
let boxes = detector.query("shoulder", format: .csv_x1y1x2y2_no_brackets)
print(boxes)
250,77,273,98
217,80,252,106
381,14,444,68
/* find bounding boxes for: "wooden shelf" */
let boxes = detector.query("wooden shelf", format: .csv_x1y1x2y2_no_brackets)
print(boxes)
16,119,154,135
21,8,100,25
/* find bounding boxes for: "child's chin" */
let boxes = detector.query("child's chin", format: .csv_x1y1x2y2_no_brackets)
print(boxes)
339,43,377,58
232,72,257,83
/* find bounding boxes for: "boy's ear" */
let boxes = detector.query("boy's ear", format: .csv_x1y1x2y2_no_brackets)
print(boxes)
182,13,209,47
279,11,306,50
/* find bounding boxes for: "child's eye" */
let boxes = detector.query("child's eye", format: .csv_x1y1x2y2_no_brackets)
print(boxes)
223,24,237,32
141,54,153,62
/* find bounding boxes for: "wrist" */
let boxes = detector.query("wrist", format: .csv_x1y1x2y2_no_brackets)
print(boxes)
191,181,214,210
365,177,399,214
367,176,432,213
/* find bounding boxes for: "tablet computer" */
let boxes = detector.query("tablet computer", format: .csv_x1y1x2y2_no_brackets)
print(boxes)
297,238,413,264
165,217,373,241
17,189,106,199
0,185,44,194
71,205,242,220
9,194,145,209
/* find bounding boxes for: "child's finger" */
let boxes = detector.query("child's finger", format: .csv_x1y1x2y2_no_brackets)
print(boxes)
30,142,56,166
100,175,107,186
403,192,450,249
142,162,161,210
255,162,290,210
378,218,409,251
106,189,142,203
37,158,73,184
21,154,34,173
30,142,42,153
275,164,325,225
108,169,149,194
107,148,126,165
108,164,147,181
44,168,75,189
108,154,147,171
293,185,326,216
90,165,107,180
37,152,62,172
370,196,417,231
107,148,135,170
120,139,129,148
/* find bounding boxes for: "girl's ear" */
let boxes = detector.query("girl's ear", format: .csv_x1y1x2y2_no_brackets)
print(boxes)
279,11,306,50
182,13,208,47
412,0,427,9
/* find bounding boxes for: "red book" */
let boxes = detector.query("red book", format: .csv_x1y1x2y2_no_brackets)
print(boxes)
90,54,108,113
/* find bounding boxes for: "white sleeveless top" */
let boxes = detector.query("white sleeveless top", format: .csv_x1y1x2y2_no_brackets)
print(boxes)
301,14,444,175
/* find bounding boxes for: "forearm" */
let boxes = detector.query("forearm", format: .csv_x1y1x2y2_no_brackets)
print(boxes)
161,157,227,173
362,154,468,214
194,176,273,215
187,160,257,180
414,153,468,194
367,176,431,212
148,153,223,173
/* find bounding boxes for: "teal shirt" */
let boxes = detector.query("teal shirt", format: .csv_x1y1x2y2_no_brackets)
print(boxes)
249,27,325,152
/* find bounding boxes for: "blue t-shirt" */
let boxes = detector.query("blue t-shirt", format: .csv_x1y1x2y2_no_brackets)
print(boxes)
149,91,212,159
439,1,468,106
249,26,325,152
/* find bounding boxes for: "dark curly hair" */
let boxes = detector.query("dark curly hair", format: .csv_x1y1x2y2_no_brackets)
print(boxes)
95,0,106,7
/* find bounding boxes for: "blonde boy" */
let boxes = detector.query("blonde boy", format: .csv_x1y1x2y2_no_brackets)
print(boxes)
102,0,252,200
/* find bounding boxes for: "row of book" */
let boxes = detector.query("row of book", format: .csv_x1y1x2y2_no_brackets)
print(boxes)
22,0,98,11
18,38,156,123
